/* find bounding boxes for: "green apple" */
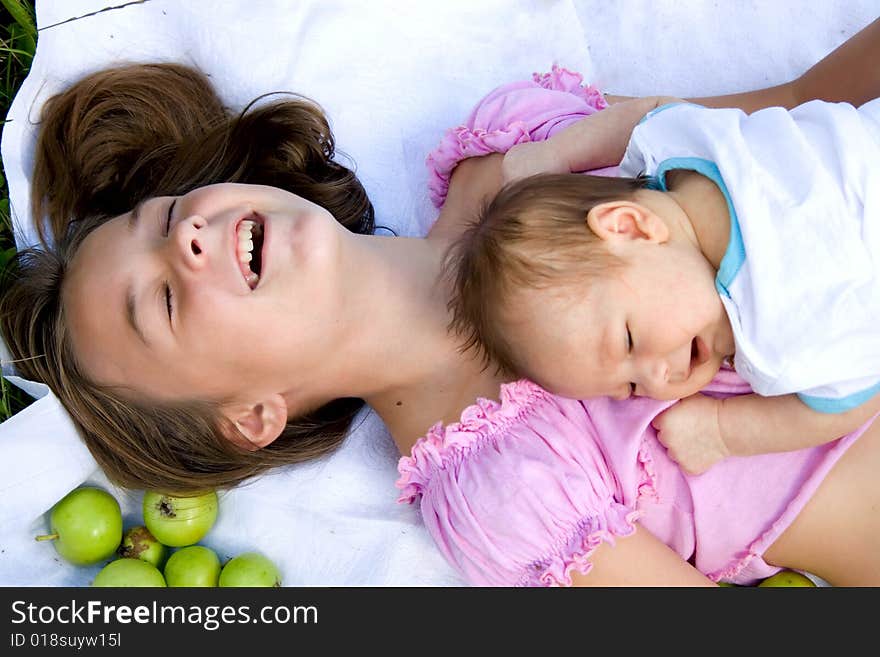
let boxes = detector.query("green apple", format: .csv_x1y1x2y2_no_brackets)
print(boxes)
93,558,166,587
164,545,221,587
118,525,167,568
219,552,282,587
758,570,817,587
142,490,218,547
35,486,123,565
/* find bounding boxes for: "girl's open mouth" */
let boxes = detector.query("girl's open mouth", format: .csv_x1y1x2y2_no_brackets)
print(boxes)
235,215,265,289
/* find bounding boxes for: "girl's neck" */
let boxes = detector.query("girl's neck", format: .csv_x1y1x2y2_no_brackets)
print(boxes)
294,153,509,454
318,232,505,454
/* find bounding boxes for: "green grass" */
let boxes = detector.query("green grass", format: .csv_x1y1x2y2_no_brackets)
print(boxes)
1,0,36,422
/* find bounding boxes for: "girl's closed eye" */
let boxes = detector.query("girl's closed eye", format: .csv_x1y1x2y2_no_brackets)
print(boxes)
164,283,173,322
164,198,177,322
164,198,177,236
626,325,635,396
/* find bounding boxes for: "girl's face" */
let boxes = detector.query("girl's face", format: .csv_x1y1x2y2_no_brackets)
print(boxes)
64,183,349,410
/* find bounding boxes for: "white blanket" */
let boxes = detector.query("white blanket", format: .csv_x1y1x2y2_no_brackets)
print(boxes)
1,0,876,586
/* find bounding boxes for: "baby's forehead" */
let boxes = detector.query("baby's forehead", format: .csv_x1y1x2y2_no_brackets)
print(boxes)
503,287,600,339
506,277,602,316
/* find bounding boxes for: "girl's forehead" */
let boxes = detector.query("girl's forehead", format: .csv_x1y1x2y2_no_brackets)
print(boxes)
65,216,142,345
73,214,130,269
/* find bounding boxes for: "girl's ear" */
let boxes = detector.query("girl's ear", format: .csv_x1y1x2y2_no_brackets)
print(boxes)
586,201,669,244
221,394,288,451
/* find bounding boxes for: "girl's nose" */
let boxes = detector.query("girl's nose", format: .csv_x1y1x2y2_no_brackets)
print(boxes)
170,214,208,272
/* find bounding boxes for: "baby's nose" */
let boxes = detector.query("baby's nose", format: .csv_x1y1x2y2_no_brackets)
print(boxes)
636,359,670,396
648,359,670,385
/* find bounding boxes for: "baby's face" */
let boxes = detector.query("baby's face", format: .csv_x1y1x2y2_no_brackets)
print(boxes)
506,237,735,401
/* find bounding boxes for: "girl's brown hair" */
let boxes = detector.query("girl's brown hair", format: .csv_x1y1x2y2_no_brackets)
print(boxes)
0,63,374,493
446,172,652,376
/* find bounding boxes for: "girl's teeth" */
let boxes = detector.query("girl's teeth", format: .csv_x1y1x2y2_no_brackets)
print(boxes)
237,219,262,287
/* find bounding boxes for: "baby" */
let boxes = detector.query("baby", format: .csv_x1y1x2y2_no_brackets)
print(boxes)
447,93,880,474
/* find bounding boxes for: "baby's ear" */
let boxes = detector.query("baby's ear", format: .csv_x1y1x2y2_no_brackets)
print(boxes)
221,394,288,451
586,201,668,243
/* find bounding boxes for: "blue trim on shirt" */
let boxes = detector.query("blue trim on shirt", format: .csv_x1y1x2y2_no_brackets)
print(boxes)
638,102,690,125
654,157,744,298
798,382,880,414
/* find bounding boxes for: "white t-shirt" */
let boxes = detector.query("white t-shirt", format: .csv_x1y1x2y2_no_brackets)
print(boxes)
619,99,880,413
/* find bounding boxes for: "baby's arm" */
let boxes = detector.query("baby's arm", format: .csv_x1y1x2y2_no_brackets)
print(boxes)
653,391,880,475
501,94,680,181
550,95,683,173
718,392,880,457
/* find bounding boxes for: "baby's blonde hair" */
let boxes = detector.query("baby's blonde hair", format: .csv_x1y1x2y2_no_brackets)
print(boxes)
446,172,652,375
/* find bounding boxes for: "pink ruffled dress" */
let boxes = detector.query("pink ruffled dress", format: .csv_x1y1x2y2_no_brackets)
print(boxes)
396,68,870,587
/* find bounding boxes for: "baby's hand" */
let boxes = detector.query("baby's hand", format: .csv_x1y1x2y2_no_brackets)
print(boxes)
501,140,570,185
651,394,729,476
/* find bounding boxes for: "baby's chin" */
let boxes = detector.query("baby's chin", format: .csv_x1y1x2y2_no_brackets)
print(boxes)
676,360,724,399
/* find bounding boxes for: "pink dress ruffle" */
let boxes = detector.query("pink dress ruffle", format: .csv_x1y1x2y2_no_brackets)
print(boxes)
397,380,649,587
425,65,607,208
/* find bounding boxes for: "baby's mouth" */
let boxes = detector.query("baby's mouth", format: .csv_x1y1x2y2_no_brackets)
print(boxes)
690,336,710,371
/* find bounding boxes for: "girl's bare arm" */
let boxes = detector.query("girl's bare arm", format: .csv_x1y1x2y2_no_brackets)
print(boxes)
514,16,880,180
570,525,718,587
688,16,880,112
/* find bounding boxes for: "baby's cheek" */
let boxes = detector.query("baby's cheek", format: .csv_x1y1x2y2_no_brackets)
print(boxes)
546,371,605,400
